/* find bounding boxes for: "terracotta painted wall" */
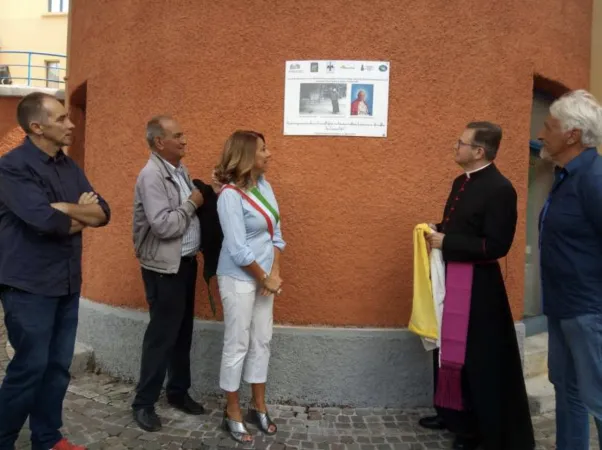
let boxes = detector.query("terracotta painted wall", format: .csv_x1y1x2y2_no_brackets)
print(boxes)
66,0,592,327
0,97,24,156
592,0,602,101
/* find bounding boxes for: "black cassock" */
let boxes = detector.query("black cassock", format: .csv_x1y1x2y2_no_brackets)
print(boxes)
435,164,534,450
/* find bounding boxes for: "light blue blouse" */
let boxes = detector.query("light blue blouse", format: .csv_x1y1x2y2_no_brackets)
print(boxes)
216,177,285,281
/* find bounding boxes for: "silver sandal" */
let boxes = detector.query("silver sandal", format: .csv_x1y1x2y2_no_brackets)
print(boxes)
246,407,277,436
222,410,253,443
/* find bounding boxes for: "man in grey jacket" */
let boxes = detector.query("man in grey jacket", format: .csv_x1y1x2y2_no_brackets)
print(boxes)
131,115,205,432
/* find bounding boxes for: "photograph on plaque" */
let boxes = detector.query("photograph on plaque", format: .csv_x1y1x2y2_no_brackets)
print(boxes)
283,60,390,137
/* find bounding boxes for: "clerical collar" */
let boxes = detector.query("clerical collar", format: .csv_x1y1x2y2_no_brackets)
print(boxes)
465,162,492,178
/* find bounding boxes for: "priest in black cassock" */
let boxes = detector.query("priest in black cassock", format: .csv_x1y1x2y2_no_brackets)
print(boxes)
421,122,534,450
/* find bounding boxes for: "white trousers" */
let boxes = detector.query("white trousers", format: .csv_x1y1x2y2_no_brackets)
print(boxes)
218,275,274,392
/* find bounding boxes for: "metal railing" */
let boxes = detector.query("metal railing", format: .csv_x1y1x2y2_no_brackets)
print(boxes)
0,51,67,87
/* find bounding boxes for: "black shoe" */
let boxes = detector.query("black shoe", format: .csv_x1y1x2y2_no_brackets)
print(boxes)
452,435,480,450
418,415,446,430
168,393,205,415
133,407,162,432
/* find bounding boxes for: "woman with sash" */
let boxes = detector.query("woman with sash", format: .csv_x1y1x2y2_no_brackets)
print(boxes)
214,130,285,443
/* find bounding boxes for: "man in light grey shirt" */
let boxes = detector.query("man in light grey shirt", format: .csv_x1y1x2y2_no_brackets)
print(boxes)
131,115,205,432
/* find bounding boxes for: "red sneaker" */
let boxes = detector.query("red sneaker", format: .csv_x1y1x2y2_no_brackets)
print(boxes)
51,438,87,450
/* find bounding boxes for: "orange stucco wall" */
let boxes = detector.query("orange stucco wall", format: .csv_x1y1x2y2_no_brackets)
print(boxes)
0,97,24,156
66,0,592,327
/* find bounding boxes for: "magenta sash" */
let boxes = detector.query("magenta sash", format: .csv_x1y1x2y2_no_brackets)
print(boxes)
434,262,474,411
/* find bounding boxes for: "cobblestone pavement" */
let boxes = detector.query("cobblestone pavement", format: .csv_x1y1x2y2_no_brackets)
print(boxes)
0,312,598,450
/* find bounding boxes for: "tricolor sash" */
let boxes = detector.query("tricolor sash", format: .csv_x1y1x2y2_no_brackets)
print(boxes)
221,184,280,239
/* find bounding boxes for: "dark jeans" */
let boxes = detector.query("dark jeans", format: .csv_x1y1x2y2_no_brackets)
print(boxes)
132,258,197,410
0,288,79,450
548,314,602,450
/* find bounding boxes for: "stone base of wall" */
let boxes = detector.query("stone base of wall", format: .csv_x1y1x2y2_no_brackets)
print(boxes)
77,298,525,408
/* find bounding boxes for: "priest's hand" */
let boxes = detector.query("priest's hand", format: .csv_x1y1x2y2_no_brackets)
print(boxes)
427,223,437,232
426,231,445,249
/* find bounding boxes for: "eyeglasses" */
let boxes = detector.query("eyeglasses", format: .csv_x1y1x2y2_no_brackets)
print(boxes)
456,139,481,149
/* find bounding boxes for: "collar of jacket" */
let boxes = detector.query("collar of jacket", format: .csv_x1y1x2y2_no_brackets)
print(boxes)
150,152,192,183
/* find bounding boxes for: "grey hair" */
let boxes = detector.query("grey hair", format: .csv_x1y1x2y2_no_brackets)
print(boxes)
145,115,173,149
550,90,602,147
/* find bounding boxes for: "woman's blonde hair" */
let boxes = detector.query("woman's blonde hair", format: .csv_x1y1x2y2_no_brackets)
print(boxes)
215,130,265,189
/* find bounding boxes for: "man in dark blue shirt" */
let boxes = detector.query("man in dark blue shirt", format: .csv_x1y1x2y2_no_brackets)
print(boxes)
538,89,602,450
0,92,110,450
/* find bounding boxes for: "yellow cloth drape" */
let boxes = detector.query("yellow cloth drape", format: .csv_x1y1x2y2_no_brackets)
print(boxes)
408,223,439,340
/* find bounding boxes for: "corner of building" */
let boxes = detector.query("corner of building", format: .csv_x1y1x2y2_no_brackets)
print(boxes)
592,0,602,101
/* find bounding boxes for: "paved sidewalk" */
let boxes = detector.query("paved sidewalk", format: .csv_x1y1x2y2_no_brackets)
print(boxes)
0,312,596,450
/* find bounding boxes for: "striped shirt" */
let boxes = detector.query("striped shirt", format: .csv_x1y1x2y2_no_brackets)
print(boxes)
216,176,285,281
161,158,201,257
